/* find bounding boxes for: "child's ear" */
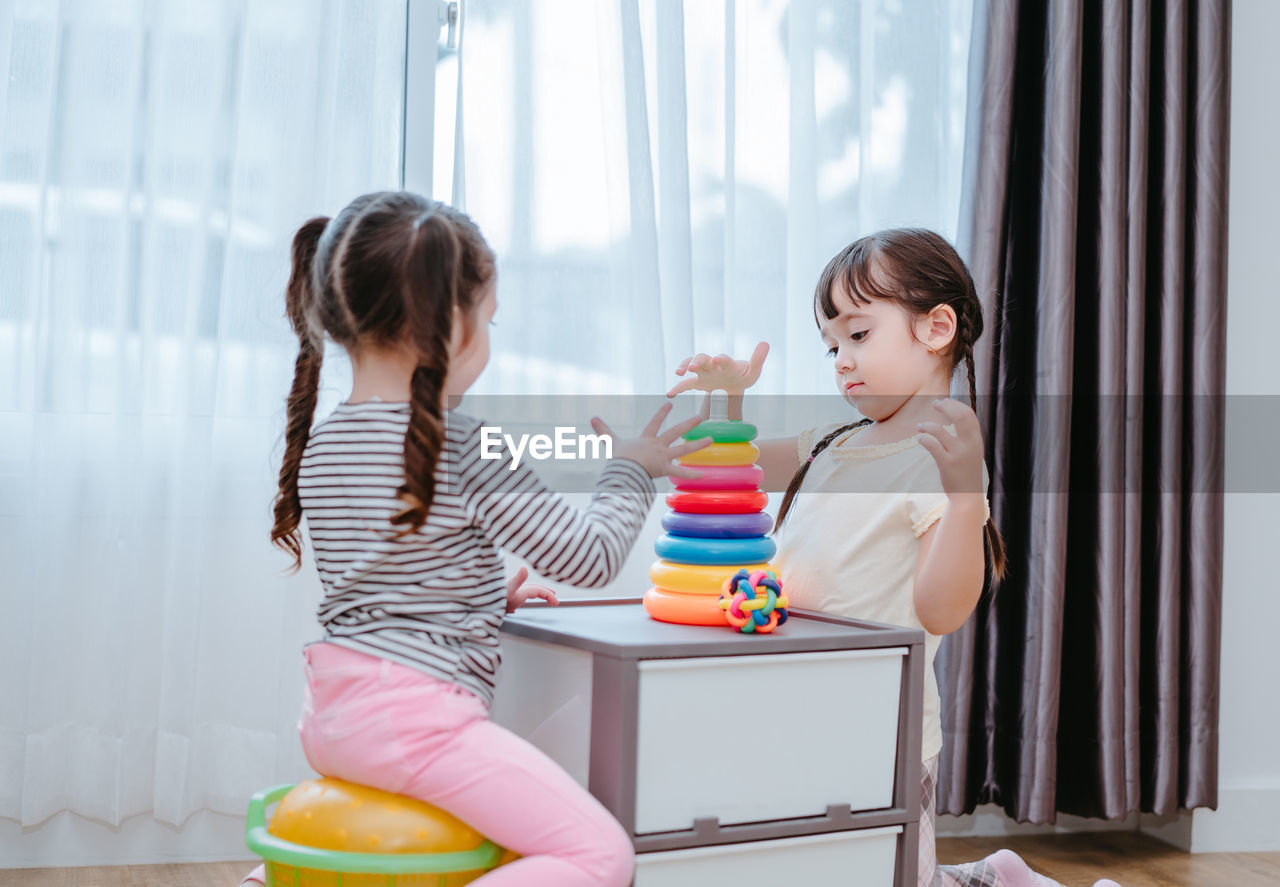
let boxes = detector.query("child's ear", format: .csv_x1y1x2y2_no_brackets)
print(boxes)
919,304,958,355
449,303,474,354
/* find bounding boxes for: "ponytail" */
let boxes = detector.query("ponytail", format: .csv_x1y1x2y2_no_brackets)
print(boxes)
271,216,329,569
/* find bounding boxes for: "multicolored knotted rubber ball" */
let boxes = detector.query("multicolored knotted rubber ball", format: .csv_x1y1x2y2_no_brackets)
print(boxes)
719,568,788,633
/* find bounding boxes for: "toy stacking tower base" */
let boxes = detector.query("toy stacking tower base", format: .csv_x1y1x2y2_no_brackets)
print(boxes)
644,586,732,625
645,410,783,630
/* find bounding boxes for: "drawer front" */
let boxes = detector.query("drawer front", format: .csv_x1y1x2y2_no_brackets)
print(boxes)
634,826,902,887
635,648,905,834
489,635,594,788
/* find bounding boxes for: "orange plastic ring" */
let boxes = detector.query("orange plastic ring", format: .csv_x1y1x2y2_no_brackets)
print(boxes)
643,587,730,625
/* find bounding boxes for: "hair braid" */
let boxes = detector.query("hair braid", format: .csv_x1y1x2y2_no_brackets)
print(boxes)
391,212,461,533
955,296,1006,583
772,419,873,534
271,217,328,569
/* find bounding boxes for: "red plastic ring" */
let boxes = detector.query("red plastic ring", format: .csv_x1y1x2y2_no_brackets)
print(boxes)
665,490,768,514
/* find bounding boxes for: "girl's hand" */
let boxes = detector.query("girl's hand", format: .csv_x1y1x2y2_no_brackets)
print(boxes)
666,341,770,397
590,402,713,480
505,565,559,613
914,399,986,509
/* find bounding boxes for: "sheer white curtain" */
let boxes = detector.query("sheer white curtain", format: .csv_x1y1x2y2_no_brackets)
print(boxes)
1,0,973,857
455,0,973,403
0,0,404,832
443,0,975,664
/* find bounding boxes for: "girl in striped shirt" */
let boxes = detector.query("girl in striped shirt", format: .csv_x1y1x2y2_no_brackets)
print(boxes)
242,191,709,887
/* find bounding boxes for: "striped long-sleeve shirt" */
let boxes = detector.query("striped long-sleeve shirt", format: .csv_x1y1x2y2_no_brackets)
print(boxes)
297,399,656,704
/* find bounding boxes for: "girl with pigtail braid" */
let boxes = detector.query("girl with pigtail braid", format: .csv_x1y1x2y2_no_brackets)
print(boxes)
247,192,714,887
668,230,1111,887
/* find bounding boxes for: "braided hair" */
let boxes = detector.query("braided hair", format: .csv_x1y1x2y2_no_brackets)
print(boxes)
771,420,871,534
270,192,496,570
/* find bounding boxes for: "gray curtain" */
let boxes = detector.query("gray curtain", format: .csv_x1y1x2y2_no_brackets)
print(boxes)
938,0,1230,822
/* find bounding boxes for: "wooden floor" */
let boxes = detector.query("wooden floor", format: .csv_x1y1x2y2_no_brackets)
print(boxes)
938,832,1280,886
3,833,1279,886
0,860,250,886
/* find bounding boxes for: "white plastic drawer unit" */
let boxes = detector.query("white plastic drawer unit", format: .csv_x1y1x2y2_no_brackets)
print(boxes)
491,598,925,863
634,827,902,887
634,648,904,833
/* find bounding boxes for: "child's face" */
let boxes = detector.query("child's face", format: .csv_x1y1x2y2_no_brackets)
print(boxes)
444,282,497,397
818,285,943,421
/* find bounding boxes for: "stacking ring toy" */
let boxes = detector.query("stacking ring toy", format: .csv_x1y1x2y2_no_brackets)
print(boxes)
682,420,758,443
678,442,760,467
643,587,727,625
666,490,767,514
655,534,776,565
719,568,789,634
650,560,773,596
663,511,774,539
674,464,763,491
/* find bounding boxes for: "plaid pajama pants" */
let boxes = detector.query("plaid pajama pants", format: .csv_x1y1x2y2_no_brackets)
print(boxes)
919,756,1068,887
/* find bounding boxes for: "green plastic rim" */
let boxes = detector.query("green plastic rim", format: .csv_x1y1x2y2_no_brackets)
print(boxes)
245,784,503,875
681,420,758,443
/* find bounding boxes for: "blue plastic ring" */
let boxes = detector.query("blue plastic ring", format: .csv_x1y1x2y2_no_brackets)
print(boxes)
655,534,776,565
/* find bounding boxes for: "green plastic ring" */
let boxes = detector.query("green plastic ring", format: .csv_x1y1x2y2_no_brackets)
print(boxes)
245,784,502,875
681,420,758,443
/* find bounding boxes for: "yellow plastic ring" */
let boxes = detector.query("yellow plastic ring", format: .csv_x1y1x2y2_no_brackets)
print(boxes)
648,560,773,596
678,442,760,467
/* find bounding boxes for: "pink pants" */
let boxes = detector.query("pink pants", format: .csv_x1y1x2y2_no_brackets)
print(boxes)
293,642,633,887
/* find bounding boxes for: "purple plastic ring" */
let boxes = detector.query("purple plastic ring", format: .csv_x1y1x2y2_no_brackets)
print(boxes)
661,511,774,539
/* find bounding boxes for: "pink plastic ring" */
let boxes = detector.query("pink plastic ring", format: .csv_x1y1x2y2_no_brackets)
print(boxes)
673,464,764,491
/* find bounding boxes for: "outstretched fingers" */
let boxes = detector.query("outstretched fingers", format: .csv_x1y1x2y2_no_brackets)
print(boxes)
668,437,713,459
667,462,708,480
590,416,615,440
931,398,984,451
744,341,770,384
658,412,705,445
666,377,700,398
673,353,711,376
641,401,674,437
914,422,954,459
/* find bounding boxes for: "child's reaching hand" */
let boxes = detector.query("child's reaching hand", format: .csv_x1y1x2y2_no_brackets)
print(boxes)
666,341,770,397
589,401,714,480
914,399,986,505
504,565,558,613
